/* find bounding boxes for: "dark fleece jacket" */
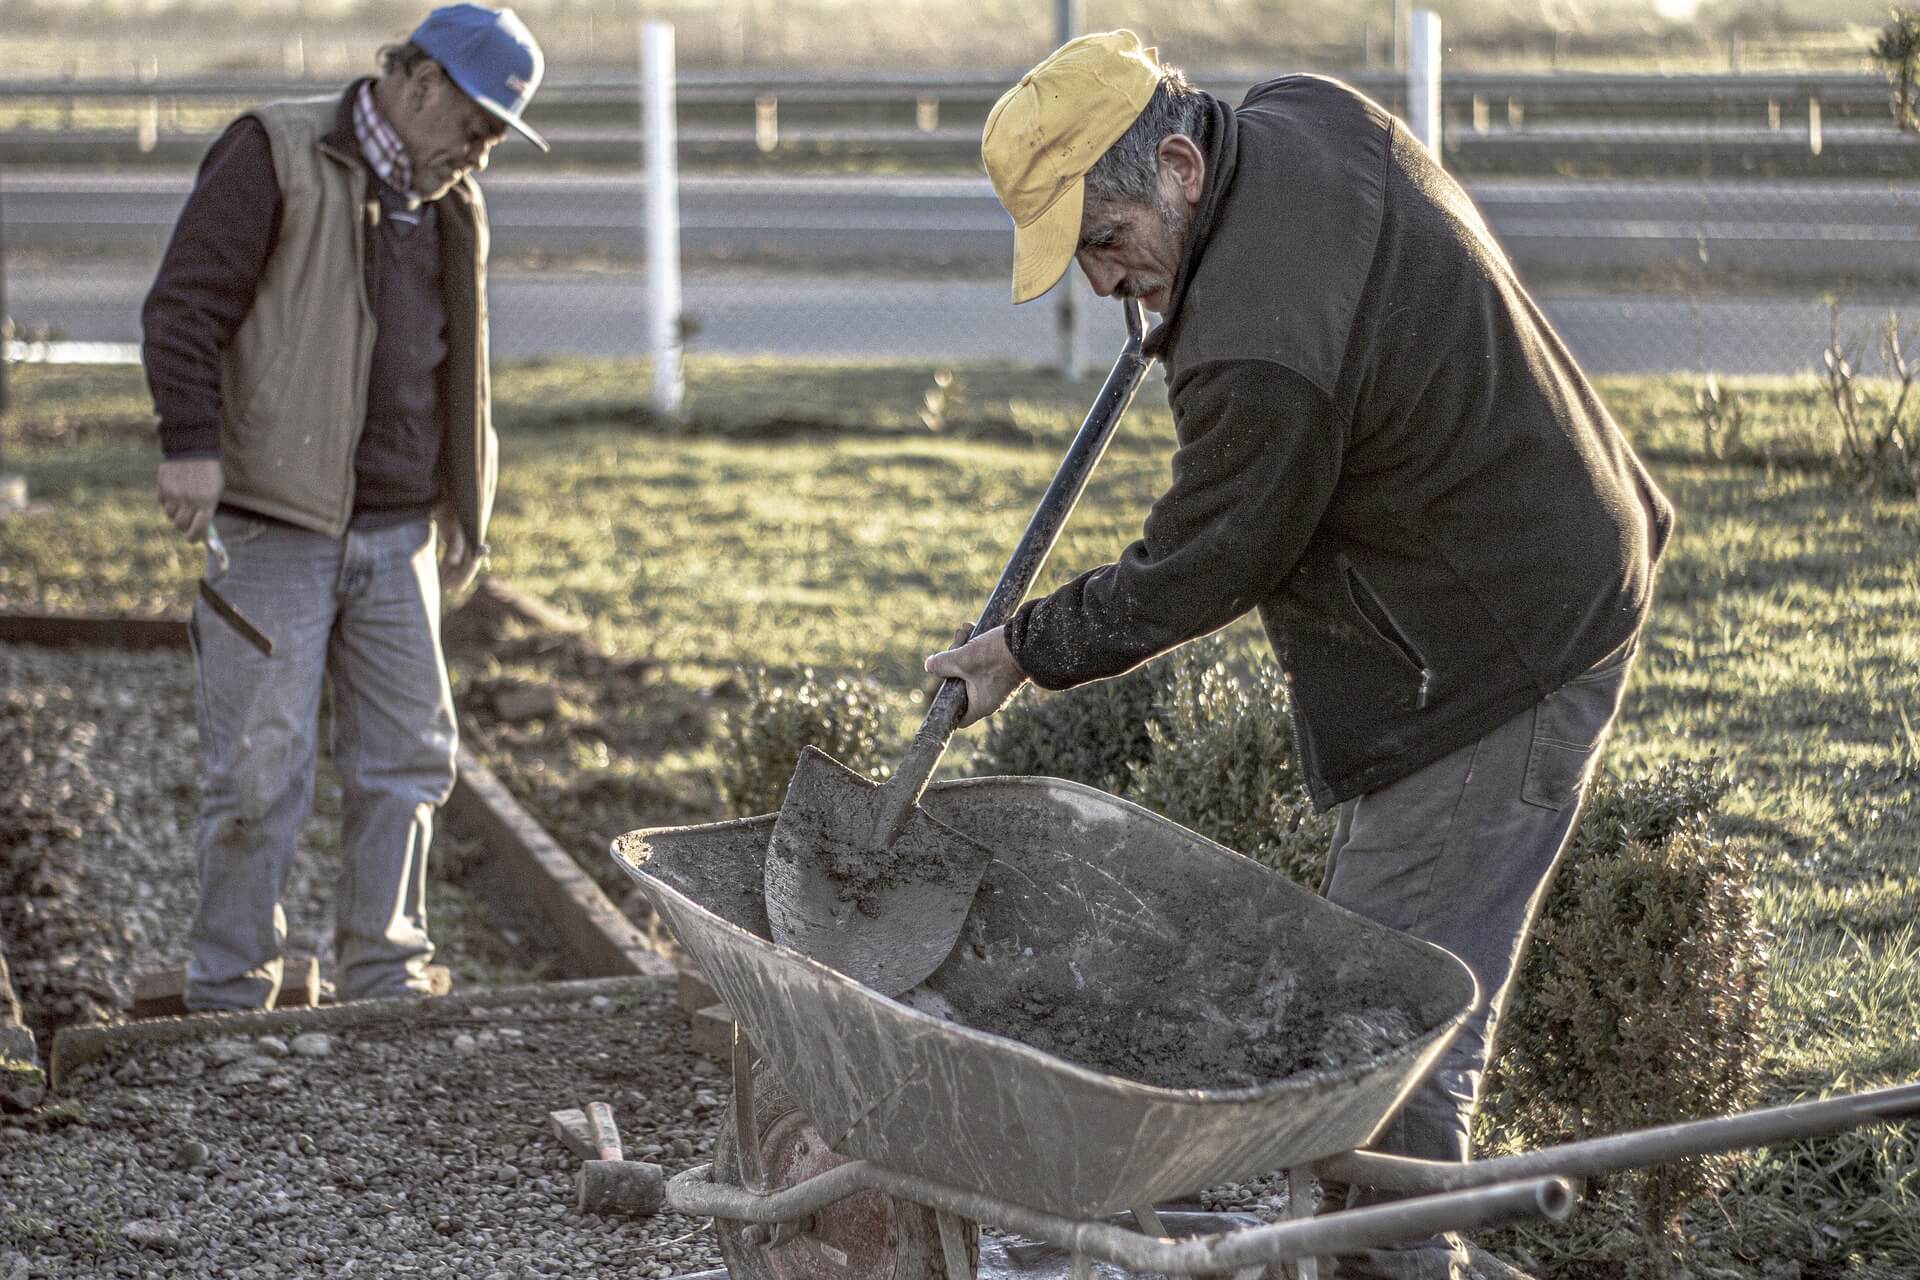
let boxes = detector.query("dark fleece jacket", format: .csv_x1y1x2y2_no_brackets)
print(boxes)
1005,75,1673,808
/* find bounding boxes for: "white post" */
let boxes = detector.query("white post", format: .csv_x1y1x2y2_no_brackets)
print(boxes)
642,21,685,420
1408,9,1442,166
1055,0,1084,379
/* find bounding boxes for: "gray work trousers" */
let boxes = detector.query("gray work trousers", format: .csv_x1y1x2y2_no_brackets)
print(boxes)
184,514,457,1010
1319,636,1638,1280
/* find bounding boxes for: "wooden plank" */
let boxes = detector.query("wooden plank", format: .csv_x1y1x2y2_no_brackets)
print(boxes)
0,613,188,650
130,956,323,1020
51,973,668,1089
445,749,674,982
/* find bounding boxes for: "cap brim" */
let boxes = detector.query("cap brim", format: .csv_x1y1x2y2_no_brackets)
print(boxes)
1010,177,1083,304
469,91,549,152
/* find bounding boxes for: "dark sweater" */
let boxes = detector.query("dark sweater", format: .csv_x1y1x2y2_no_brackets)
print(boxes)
142,92,447,522
1006,76,1673,808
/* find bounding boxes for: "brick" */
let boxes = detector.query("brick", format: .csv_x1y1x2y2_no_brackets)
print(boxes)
688,1002,735,1060
676,966,719,1013
548,1107,597,1161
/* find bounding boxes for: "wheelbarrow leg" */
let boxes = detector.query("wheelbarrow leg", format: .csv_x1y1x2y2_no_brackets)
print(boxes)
1289,1165,1321,1280
937,1210,974,1280
731,1024,768,1193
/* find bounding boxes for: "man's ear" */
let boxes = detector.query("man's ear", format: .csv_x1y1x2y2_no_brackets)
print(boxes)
405,59,442,112
1157,134,1207,209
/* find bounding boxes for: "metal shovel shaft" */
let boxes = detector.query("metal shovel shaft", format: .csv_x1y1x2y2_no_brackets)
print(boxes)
868,298,1155,847
1316,1079,1920,1196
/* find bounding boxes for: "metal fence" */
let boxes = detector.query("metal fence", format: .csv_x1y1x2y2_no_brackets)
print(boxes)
3,68,1918,382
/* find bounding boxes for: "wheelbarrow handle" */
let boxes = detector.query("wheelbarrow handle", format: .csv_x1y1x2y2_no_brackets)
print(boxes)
881,299,1155,838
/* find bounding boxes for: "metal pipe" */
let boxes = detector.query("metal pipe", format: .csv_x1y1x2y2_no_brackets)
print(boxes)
641,20,684,420
668,1161,1572,1270
1052,0,1084,381
1318,1081,1920,1196
0,165,10,424
1408,10,1443,164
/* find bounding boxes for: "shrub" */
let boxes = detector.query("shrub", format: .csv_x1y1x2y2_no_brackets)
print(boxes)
716,667,893,817
1691,373,1747,461
1126,650,1328,888
975,634,1329,887
1822,304,1920,496
973,651,1170,795
1872,9,1920,131
1480,758,1768,1262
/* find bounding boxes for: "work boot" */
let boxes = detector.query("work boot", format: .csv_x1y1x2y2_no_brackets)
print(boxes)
1461,1241,1537,1280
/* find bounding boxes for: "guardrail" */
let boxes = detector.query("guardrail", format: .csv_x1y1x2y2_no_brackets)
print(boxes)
0,68,1891,121
0,70,1906,177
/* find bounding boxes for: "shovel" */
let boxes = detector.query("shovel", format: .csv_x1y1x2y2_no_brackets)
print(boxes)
763,299,1155,996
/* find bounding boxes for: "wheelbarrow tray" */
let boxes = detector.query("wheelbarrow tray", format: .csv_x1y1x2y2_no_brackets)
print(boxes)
613,775,1478,1221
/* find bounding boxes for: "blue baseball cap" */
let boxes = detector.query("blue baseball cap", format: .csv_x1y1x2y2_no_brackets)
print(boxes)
409,4,548,151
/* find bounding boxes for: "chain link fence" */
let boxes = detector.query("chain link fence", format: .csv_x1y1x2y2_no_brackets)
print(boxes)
3,70,1917,381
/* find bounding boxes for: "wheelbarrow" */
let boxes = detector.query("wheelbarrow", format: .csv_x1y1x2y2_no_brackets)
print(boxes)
612,772,1920,1280
614,771,1920,1280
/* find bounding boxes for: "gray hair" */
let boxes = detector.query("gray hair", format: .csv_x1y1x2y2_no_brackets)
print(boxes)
377,41,434,77
1084,69,1211,208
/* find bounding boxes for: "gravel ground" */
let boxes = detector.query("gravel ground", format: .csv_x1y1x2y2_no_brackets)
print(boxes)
0,639,1321,1280
2,980,728,1278
0,641,733,1277
0,640,563,1046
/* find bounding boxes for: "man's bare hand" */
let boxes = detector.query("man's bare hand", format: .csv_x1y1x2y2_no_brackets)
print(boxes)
157,458,224,542
435,506,482,595
925,624,1028,728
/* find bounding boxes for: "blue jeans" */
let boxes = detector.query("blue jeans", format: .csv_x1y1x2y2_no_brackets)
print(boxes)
185,514,457,1009
1319,637,1638,1280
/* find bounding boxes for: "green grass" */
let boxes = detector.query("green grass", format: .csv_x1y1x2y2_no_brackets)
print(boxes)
1,356,1916,1276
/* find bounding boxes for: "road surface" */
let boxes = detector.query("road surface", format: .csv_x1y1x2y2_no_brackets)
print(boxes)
6,172,1918,374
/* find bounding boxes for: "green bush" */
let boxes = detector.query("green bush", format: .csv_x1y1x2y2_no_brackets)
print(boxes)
974,635,1329,886
716,667,893,817
1126,650,1328,888
973,652,1170,795
1480,758,1768,1261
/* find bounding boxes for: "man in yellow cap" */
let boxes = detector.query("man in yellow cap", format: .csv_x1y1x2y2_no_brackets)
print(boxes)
928,31,1674,1280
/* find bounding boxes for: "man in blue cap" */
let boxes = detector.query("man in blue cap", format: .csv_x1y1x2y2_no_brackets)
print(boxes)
141,5,546,1009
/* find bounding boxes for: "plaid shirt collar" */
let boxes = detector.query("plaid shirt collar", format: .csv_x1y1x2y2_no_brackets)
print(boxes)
353,81,416,205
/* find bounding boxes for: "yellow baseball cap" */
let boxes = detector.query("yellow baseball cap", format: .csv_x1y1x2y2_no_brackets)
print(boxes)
982,31,1163,304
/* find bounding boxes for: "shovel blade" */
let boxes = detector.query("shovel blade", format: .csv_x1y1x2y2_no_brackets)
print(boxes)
764,746,992,997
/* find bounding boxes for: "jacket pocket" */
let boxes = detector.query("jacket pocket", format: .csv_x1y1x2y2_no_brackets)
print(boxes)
1339,554,1432,709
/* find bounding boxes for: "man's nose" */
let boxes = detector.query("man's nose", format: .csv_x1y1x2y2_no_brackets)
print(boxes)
1076,252,1120,297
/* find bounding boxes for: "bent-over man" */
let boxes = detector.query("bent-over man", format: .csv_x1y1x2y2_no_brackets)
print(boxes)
927,32,1673,1280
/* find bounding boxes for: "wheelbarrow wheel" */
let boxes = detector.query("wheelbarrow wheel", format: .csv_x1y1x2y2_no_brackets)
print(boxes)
715,1061,979,1280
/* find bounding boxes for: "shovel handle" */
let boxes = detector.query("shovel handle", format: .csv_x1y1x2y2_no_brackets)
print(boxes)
874,300,1155,844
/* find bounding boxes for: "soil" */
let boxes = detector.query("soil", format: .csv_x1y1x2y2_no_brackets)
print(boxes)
945,953,1422,1092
